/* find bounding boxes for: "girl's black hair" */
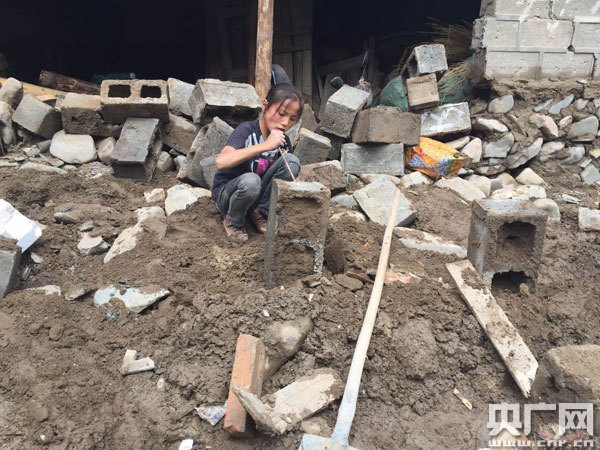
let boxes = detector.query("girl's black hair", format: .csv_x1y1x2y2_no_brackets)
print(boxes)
265,83,304,116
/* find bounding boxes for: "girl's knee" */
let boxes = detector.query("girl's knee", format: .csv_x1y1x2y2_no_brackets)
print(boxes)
238,173,261,197
286,154,301,176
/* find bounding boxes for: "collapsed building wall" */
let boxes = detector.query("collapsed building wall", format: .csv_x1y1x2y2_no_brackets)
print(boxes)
472,0,600,80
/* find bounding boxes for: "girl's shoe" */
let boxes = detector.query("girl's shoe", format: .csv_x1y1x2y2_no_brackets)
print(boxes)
223,217,248,242
250,209,268,233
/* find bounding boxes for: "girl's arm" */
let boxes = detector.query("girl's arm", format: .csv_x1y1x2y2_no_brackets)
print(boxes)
215,129,286,170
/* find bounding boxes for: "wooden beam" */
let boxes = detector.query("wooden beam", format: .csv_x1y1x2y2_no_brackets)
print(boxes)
1,77,65,98
39,70,100,95
446,260,538,398
254,0,275,100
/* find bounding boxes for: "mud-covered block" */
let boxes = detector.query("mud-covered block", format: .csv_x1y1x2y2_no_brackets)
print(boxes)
401,44,448,79
100,79,169,123
294,128,331,165
12,94,62,139
351,106,420,145
0,77,23,109
320,85,369,138
467,199,547,285
167,77,194,118
110,118,162,181
392,319,439,379
340,143,404,175
189,79,261,126
406,74,440,111
161,113,200,155
0,237,21,298
264,180,330,287
60,93,121,137
353,177,416,227
298,160,345,195
190,117,233,160
420,102,471,138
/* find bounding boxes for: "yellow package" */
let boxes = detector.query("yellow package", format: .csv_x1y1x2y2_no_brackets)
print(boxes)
405,137,469,180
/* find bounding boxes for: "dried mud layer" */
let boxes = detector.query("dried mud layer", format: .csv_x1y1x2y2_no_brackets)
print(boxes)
0,155,599,450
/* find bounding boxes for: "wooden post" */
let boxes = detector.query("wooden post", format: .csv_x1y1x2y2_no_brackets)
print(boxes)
254,0,275,100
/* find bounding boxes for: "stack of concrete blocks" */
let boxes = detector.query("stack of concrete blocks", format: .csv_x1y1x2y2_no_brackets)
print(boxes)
100,79,169,123
472,0,600,80
467,199,548,286
264,180,330,287
110,118,162,181
0,236,21,298
60,93,121,138
12,94,62,139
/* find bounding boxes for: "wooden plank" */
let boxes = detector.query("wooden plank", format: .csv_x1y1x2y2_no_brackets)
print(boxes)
1,77,65,98
446,260,538,398
254,0,275,99
39,70,100,95
280,0,294,84
247,0,258,85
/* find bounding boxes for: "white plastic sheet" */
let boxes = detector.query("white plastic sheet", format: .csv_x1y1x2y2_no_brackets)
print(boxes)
0,199,42,251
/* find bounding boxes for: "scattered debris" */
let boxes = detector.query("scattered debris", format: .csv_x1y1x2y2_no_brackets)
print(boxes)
0,199,42,250
119,349,155,375
264,317,313,378
394,227,467,258
94,285,171,313
195,403,227,426
453,388,473,410
578,207,600,231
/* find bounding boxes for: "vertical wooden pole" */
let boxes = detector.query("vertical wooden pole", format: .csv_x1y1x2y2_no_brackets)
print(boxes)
248,0,258,86
254,0,275,100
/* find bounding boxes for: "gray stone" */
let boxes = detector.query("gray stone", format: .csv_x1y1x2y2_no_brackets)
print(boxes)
490,184,546,200
474,165,505,176
445,136,470,150
496,172,518,187
359,173,402,185
488,95,514,114
401,44,448,79
579,157,592,168
294,128,331,165
503,138,543,169
401,171,433,188
533,199,561,221
200,155,218,189
466,174,492,196
461,137,482,163
189,117,233,161
351,107,420,145
473,117,508,133
549,94,574,115
353,178,416,226
394,227,467,258
420,102,471,138
534,99,553,112
529,113,558,139
164,184,211,216
331,194,357,209
516,167,545,186
189,78,261,126
111,118,162,181
483,132,514,158
144,188,166,204
96,137,115,165
161,113,200,154
558,115,573,130
264,317,312,377
60,93,121,138
167,77,194,118
0,101,13,125
0,237,21,298
77,233,109,256
435,177,487,202
264,180,330,286
323,132,344,160
330,211,366,223
103,224,144,263
94,285,170,313
567,116,599,140
0,77,23,109
19,162,67,175
538,141,565,162
50,131,97,164
575,99,589,110
560,146,585,165
579,207,600,231
340,143,403,175
37,140,51,152
156,152,174,172
100,79,169,123
174,155,186,171
12,95,62,139
320,85,369,138
580,164,600,185
298,160,345,195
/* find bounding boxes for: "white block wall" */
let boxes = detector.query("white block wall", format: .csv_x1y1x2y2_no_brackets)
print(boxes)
472,0,600,79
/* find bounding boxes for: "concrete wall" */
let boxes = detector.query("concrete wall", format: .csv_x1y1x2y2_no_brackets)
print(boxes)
472,0,600,79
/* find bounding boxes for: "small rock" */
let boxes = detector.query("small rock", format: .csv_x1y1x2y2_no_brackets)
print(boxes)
488,95,514,114
465,174,492,196
331,193,357,209
264,317,313,377
156,152,174,172
330,211,366,223
79,220,95,232
24,146,40,158
96,137,115,165
104,224,144,263
400,171,433,188
49,130,97,164
483,133,514,158
435,177,486,202
579,157,592,168
95,286,170,313
533,199,560,221
580,164,600,185
560,146,585,165
174,155,186,171
574,99,589,110
503,138,543,169
359,173,402,186
590,148,600,159
567,116,599,140
529,114,558,139
474,165,505,176
534,99,553,112
65,285,90,301
444,136,470,149
19,162,67,175
165,184,211,216
472,118,508,133
562,193,581,204
77,233,109,256
538,141,565,162
549,94,574,115
491,185,546,200
334,274,363,292
30,252,43,264
144,188,166,204
558,115,573,130
515,168,545,186
461,137,482,164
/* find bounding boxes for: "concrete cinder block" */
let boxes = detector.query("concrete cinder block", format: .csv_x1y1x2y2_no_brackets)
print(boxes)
340,143,404,175
12,94,62,139
572,23,600,54
552,0,600,19
480,50,540,78
60,93,121,138
161,113,200,155
294,128,331,165
298,160,345,195
100,79,169,123
111,118,162,181
320,85,369,138
480,0,550,17
406,74,440,111
351,106,421,145
190,117,233,161
354,178,416,227
167,77,194,118
540,52,595,79
472,18,519,50
520,19,573,51
420,102,471,138
0,77,23,109
264,180,330,286
401,44,448,80
189,79,261,126
467,199,547,285
0,237,21,298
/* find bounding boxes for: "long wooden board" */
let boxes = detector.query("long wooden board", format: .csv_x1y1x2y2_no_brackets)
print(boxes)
446,260,538,397
0,77,66,98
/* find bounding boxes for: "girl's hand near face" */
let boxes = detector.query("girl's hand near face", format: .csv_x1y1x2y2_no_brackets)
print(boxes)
263,129,286,151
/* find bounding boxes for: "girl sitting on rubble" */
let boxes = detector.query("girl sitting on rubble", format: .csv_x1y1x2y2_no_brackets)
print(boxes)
212,82,303,242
